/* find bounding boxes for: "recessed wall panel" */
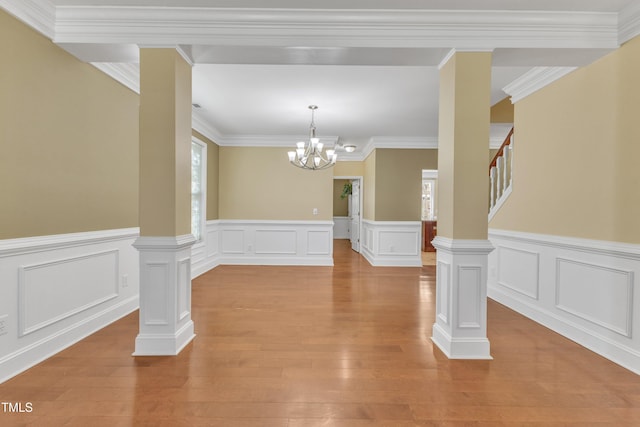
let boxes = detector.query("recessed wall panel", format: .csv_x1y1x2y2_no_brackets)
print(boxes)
556,258,633,337
458,266,481,329
497,246,540,299
19,250,119,336
307,230,331,255
255,230,296,254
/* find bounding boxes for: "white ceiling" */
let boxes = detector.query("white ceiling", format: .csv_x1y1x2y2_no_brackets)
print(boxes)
12,0,640,154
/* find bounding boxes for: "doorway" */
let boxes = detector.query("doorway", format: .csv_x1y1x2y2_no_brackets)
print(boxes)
422,170,438,265
333,176,363,253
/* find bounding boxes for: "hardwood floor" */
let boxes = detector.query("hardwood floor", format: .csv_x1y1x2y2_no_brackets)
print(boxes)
2,239,640,426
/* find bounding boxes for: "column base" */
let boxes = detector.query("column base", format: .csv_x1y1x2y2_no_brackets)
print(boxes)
133,234,196,357
133,320,195,356
432,323,492,360
430,236,494,360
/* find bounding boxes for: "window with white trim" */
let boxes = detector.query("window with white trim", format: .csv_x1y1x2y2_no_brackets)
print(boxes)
191,139,207,242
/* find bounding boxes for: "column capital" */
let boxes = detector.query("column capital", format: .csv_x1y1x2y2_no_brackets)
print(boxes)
133,234,196,251
431,236,494,255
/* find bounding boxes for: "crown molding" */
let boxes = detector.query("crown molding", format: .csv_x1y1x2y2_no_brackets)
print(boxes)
192,108,224,144
91,62,140,93
218,135,340,148
619,0,640,44
438,48,494,69
503,66,577,104
370,136,439,149
0,0,55,38
138,44,194,66
51,7,619,50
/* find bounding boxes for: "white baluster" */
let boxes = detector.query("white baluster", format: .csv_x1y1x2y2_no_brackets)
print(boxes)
503,145,511,192
490,167,497,210
496,156,504,199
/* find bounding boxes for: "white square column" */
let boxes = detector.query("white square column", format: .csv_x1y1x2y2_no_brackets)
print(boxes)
133,235,195,355
431,237,494,359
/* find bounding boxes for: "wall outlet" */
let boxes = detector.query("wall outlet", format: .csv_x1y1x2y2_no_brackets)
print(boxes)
0,315,8,337
313,208,318,215
248,244,253,252
389,245,395,253
121,274,129,288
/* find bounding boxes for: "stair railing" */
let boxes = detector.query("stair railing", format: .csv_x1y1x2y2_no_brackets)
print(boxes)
489,127,514,220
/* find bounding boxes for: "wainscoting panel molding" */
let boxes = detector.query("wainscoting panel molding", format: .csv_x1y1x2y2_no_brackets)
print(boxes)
191,220,221,278
0,228,140,384
488,228,640,374
18,250,119,337
497,245,540,300
361,220,422,267
215,220,333,266
333,216,350,239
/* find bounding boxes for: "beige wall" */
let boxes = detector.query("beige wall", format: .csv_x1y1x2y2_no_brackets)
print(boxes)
334,161,364,177
0,10,139,239
218,147,333,220
374,149,438,221
437,52,492,239
193,130,219,220
363,150,376,220
491,97,514,123
333,179,350,216
138,48,192,237
490,35,640,244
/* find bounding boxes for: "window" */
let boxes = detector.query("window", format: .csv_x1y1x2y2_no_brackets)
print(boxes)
191,139,207,242
421,170,437,221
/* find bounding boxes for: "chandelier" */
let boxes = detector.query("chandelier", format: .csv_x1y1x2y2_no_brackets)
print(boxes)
288,105,337,170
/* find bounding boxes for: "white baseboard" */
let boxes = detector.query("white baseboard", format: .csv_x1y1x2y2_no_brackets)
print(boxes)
488,228,640,374
361,220,422,267
0,228,140,384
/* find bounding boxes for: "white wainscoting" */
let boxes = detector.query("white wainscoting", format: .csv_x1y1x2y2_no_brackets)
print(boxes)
0,228,140,384
488,228,640,374
333,216,350,239
361,220,422,267
210,220,334,266
191,220,221,278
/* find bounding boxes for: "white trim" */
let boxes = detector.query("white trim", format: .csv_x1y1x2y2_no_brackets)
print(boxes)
216,220,334,266
438,48,495,70
503,66,577,104
192,108,224,144
133,234,196,251
488,229,640,374
0,296,138,385
489,228,640,260
619,0,640,44
438,48,457,70
51,7,619,49
488,185,512,222
0,227,140,384
431,237,493,359
432,236,494,255
219,135,339,147
361,220,422,267
90,62,140,93
191,136,207,245
422,169,438,179
368,136,439,149
0,227,139,257
0,0,55,38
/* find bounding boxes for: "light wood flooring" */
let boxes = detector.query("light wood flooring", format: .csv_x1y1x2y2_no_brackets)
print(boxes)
1,240,640,426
